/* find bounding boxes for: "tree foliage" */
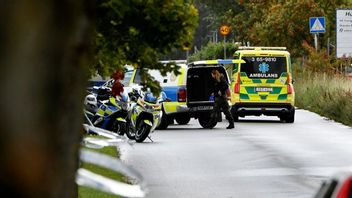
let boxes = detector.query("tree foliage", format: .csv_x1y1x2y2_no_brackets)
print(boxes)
188,42,239,62
248,1,322,57
93,0,199,94
200,0,352,57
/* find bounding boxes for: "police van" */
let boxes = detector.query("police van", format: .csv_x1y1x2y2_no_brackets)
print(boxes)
186,60,235,128
129,60,190,129
231,47,295,123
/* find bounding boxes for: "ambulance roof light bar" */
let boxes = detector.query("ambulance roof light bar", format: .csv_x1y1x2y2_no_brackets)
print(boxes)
238,46,287,51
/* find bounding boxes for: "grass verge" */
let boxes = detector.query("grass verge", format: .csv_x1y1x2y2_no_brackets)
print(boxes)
78,135,124,198
295,72,352,127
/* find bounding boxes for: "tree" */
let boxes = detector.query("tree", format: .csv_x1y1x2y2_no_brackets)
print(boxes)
233,0,352,57
192,0,242,50
93,0,198,94
200,0,352,57
0,0,198,197
188,42,239,62
249,0,322,57
0,0,94,197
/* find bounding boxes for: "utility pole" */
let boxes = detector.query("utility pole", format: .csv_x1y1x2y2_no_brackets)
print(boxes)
224,35,227,59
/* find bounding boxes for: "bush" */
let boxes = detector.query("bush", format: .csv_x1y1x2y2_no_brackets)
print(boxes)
295,72,352,126
188,42,239,62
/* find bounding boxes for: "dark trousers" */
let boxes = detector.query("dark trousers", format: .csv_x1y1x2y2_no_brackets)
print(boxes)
211,96,234,124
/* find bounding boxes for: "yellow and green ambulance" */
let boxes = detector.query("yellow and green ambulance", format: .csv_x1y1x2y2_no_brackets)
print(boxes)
231,47,295,122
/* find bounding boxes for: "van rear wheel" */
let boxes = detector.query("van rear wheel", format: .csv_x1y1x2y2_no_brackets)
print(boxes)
175,115,191,125
198,114,217,129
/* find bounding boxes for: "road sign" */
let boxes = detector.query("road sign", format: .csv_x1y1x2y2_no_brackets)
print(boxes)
219,25,231,36
309,17,326,33
336,9,352,58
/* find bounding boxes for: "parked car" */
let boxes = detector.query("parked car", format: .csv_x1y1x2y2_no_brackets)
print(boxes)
87,65,134,96
314,171,352,198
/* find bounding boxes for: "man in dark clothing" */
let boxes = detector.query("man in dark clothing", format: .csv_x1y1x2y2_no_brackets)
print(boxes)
210,69,234,129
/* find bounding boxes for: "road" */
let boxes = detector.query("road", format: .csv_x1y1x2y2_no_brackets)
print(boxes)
119,109,352,198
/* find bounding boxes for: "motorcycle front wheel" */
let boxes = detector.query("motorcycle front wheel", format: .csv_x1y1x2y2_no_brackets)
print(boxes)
135,121,152,143
125,122,136,140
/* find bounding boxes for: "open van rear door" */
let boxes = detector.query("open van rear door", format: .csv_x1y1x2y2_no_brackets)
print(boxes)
186,64,229,108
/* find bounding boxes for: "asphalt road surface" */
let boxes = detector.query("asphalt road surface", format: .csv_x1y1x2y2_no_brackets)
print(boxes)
119,109,352,198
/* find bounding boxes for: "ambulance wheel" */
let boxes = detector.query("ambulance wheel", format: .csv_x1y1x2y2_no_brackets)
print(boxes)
175,115,191,125
198,114,217,129
286,108,295,123
280,108,295,123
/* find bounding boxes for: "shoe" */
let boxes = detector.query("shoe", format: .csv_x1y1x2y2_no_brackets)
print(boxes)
226,124,234,129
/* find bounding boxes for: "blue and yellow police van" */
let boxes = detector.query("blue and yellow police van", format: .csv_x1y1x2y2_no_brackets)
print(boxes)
128,60,190,129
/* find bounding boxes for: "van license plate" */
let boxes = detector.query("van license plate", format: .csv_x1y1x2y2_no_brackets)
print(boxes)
197,106,213,111
255,87,273,92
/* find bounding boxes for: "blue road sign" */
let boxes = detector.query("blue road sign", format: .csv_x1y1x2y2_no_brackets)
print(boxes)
310,17,326,33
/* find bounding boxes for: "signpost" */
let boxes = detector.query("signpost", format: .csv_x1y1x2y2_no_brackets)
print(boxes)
219,24,231,59
336,9,352,58
309,17,326,51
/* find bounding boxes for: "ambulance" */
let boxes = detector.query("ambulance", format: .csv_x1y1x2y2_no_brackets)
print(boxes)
231,47,295,122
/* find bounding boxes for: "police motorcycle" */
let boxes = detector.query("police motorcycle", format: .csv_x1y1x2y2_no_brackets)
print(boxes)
84,91,129,136
84,83,113,115
125,89,164,142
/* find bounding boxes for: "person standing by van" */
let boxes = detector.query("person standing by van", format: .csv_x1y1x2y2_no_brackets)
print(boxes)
210,69,234,129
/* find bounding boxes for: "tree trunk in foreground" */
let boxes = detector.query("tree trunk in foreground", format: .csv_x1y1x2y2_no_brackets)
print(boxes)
0,1,94,197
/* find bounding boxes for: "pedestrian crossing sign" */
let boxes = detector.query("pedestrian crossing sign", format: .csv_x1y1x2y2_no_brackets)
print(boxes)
310,17,326,33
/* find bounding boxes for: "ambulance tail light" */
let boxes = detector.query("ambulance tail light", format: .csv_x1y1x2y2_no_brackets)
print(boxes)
234,73,240,94
177,87,187,102
287,74,293,94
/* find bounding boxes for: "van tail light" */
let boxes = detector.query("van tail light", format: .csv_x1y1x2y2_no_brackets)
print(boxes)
226,88,231,98
287,84,293,94
234,73,240,94
287,74,291,84
177,87,187,102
